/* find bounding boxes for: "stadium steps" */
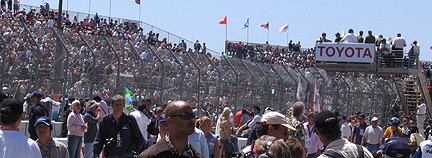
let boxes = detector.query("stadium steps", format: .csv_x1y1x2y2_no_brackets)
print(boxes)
393,76,420,114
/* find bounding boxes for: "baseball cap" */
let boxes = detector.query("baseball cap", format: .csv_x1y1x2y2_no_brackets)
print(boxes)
391,117,398,122
371,117,379,122
86,101,99,109
314,111,339,128
358,114,366,119
0,98,23,118
260,112,295,130
155,107,163,112
383,137,411,158
159,114,166,123
390,121,399,126
34,116,52,128
31,91,43,99
339,115,347,120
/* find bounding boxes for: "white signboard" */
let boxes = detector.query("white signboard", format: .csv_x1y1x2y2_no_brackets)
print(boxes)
315,43,375,63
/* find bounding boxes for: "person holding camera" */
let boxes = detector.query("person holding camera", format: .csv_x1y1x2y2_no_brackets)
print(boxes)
93,95,144,158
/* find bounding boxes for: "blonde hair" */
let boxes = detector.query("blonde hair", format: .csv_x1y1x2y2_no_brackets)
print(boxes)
219,108,231,121
71,100,81,107
199,116,211,129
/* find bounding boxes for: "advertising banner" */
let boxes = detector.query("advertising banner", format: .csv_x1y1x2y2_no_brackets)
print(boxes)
316,43,375,63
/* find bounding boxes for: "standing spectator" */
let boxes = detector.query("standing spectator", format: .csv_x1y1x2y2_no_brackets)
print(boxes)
83,100,102,158
35,116,69,158
194,40,202,53
12,0,18,14
93,96,110,117
364,30,375,44
0,98,42,158
389,121,403,138
199,116,219,158
243,112,296,158
137,100,203,158
188,127,209,158
316,32,332,43
392,33,407,66
424,119,432,140
392,33,407,50
202,43,206,53
357,31,364,43
408,125,424,154
414,138,432,157
288,102,306,149
93,95,144,158
303,112,324,158
417,99,427,137
375,35,384,51
384,117,403,138
334,32,342,43
67,100,87,158
219,108,234,158
382,137,411,158
361,117,385,154
140,113,169,151
350,114,370,145
29,91,49,140
314,111,373,158
338,29,358,43
147,107,163,139
339,115,352,140
130,101,151,140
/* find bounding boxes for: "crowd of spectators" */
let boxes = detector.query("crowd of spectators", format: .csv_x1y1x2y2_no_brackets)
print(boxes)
226,40,315,69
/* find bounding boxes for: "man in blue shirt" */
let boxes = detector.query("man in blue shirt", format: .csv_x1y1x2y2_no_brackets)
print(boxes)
350,114,370,145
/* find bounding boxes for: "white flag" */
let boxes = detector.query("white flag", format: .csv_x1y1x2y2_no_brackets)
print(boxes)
242,18,249,29
314,82,321,113
279,24,288,32
296,76,302,101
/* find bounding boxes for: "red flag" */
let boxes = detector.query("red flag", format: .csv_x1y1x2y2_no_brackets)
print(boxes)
430,44,432,50
219,16,227,24
135,0,140,4
388,37,392,45
261,22,269,29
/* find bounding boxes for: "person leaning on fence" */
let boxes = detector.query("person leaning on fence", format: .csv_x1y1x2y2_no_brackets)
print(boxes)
314,111,373,158
93,95,144,158
0,98,42,158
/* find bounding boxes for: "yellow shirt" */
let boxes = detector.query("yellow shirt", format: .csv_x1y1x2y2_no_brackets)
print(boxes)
384,127,403,138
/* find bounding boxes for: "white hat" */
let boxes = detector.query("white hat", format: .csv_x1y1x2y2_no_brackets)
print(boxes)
261,112,296,130
371,117,379,122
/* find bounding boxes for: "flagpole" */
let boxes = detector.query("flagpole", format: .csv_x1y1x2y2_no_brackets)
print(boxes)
287,32,289,47
267,21,269,42
88,0,91,16
109,0,112,21
225,16,227,42
247,24,249,44
139,2,141,23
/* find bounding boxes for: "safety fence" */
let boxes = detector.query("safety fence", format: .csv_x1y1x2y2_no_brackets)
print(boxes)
1,7,401,124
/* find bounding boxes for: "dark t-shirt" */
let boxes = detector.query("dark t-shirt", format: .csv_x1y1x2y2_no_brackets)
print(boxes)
352,122,370,145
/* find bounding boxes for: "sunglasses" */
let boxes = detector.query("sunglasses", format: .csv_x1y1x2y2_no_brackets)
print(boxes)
169,112,195,120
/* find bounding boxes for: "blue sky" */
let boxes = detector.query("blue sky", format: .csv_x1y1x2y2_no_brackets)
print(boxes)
21,0,432,61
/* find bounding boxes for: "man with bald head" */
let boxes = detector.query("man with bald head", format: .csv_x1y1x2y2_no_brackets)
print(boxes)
138,100,204,158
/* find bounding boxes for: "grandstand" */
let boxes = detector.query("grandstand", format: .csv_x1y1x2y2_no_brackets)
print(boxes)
1,3,431,127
